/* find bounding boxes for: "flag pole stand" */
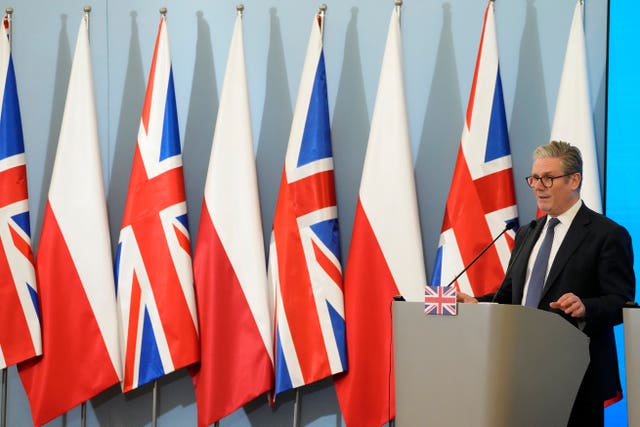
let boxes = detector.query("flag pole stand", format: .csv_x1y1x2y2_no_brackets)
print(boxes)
152,380,158,427
151,10,166,427
292,389,301,427
290,5,328,427
1,368,7,427
81,402,86,427
80,10,92,427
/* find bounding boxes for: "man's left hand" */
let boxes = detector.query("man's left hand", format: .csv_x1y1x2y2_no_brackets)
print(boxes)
549,292,585,318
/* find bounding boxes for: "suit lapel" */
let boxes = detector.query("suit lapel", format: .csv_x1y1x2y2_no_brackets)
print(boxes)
541,204,591,299
512,217,546,303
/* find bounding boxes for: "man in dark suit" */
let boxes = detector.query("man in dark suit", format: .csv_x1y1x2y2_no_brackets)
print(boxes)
458,141,635,427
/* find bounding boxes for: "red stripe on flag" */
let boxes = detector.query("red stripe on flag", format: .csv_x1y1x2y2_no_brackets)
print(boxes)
9,224,35,264
504,230,515,250
465,4,491,130
120,147,198,377
133,215,198,370
287,170,337,217
444,150,506,295
311,240,342,291
604,390,623,407
120,148,186,229
0,236,35,367
173,223,191,254
141,19,164,133
474,168,517,213
273,173,331,383
123,272,142,392
191,203,273,426
334,200,400,427
18,203,119,426
0,164,28,207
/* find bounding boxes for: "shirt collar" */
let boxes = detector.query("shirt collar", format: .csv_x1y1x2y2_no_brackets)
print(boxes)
548,199,582,227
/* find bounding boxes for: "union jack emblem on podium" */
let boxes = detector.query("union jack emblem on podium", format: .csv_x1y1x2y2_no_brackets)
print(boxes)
424,285,457,316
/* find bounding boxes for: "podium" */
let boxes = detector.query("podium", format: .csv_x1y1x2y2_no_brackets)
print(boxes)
393,302,589,427
624,307,640,427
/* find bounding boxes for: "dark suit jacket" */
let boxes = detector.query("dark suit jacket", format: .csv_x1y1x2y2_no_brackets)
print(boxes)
481,203,635,402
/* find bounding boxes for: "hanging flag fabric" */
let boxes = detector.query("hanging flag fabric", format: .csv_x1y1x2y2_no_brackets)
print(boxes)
190,11,273,426
431,1,518,297
0,15,41,369
550,0,602,213
17,15,122,426
115,15,199,392
334,7,427,427
268,11,345,396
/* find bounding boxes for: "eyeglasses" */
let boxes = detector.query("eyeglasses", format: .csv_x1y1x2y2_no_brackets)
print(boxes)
525,173,574,188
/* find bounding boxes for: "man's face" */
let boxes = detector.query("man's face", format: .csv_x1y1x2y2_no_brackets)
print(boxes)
530,157,581,216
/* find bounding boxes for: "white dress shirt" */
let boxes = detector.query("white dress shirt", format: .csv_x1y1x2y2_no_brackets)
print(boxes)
521,199,583,305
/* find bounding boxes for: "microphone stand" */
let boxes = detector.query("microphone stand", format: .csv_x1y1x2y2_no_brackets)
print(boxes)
446,222,516,288
491,220,539,303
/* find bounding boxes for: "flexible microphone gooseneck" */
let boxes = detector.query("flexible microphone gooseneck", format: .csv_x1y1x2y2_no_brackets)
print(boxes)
491,220,538,303
446,221,517,288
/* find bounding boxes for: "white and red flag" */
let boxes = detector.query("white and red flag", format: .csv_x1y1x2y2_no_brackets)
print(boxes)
268,10,345,396
0,14,41,369
115,15,199,392
18,15,122,426
550,0,601,213
191,10,273,426
431,1,518,297
334,6,426,426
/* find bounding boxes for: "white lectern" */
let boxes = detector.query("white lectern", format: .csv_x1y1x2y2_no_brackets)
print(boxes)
393,302,589,427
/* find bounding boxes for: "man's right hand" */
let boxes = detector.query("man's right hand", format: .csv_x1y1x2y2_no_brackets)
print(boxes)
457,291,478,304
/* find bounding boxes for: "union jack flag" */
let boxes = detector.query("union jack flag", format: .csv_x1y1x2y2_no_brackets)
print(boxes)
432,2,518,297
268,11,345,396
115,16,199,392
424,286,457,316
0,15,41,369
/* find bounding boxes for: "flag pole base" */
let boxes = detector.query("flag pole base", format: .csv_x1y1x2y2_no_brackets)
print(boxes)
293,388,301,427
152,380,158,427
1,368,7,427
81,401,86,427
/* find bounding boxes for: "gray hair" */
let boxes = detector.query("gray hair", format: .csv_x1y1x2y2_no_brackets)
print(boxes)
533,140,583,176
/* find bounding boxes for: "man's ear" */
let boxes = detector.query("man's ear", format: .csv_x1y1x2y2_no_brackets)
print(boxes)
570,172,582,190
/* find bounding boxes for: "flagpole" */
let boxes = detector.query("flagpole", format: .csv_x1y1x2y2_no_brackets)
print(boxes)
207,17,248,427
151,380,158,427
148,7,168,427
1,16,12,427
1,368,6,427
5,7,11,47
78,7,92,427
290,5,326,427
387,0,400,423
79,5,93,424
292,388,302,427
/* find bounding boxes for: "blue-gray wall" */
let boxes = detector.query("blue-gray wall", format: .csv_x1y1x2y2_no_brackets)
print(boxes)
4,0,609,425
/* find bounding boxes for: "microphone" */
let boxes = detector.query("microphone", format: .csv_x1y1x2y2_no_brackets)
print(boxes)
446,221,517,288
491,220,538,303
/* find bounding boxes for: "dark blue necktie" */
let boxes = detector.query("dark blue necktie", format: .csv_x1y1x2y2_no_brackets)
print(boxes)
525,217,560,308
